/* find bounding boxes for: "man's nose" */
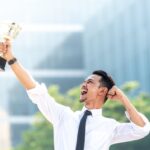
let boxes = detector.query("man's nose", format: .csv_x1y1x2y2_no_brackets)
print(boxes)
81,82,87,88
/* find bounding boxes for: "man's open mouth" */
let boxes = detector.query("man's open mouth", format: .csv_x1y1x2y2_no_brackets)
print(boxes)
81,90,88,95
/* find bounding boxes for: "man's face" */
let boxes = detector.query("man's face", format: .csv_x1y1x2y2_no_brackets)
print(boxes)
80,74,102,103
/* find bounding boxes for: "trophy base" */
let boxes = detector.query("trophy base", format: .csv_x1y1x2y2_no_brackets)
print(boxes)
0,56,6,71
0,53,3,57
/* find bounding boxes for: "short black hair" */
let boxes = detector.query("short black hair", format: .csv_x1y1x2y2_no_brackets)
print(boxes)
92,70,115,102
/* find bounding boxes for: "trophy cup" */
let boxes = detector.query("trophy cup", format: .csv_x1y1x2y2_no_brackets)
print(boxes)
0,22,21,71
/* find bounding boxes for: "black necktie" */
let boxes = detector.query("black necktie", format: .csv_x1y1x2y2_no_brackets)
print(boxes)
76,110,92,150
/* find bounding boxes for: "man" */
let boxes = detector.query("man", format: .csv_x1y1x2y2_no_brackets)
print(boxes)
0,39,150,150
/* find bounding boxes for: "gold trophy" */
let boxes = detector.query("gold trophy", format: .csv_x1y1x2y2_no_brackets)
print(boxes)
0,22,21,71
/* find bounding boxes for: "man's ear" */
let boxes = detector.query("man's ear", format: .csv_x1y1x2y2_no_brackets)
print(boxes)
98,87,108,96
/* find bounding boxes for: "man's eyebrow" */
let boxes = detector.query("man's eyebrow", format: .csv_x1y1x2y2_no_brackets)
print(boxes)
84,78,94,82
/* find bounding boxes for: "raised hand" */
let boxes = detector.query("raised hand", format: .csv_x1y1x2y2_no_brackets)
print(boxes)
107,86,127,102
0,38,14,61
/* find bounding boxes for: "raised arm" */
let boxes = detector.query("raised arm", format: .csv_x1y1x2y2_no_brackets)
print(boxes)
0,39,36,89
0,39,72,125
107,86,147,127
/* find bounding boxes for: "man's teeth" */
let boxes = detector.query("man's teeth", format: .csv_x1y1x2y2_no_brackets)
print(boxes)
82,91,87,95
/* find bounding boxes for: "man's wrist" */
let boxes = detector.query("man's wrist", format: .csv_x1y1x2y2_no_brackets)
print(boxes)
6,55,15,62
119,95,130,105
8,57,17,65
3,52,15,62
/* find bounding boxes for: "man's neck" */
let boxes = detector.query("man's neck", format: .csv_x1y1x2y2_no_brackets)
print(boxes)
84,102,103,110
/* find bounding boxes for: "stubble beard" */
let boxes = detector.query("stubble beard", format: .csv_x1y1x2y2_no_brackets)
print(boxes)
79,97,87,103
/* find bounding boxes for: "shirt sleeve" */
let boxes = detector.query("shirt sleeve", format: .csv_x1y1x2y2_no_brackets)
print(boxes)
111,111,150,144
26,82,72,125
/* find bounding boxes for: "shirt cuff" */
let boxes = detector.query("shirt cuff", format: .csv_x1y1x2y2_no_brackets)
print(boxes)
125,111,150,133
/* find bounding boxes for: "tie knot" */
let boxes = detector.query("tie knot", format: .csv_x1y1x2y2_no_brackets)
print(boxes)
84,110,92,116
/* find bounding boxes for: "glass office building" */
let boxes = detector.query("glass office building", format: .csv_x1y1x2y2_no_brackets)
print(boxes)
84,0,150,92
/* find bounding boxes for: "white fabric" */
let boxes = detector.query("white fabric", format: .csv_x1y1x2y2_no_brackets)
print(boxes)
27,83,150,150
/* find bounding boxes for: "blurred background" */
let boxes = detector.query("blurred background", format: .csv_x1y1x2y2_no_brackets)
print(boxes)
0,0,150,150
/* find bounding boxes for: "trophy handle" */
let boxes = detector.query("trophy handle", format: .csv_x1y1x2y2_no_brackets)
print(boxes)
7,22,21,39
8,22,16,36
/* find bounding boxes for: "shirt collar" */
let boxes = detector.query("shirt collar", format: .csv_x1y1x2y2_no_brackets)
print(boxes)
81,106,102,117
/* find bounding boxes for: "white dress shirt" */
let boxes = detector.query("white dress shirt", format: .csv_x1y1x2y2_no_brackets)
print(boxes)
27,83,150,150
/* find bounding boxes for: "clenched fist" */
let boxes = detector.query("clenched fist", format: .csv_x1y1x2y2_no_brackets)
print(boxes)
107,86,127,102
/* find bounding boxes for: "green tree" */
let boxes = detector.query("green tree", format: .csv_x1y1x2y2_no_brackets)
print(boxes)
15,112,54,150
15,82,150,150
